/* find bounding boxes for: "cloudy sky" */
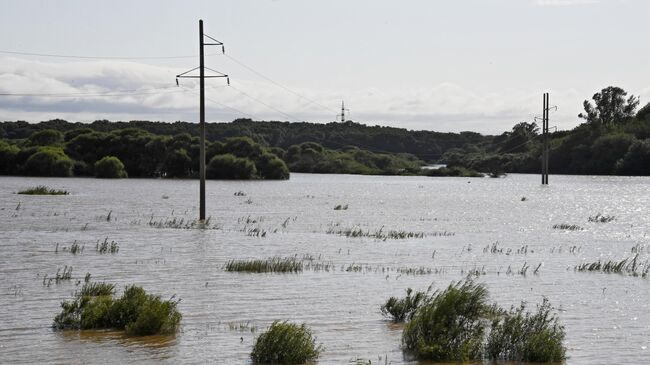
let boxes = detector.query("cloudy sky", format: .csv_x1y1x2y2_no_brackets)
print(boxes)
0,0,648,134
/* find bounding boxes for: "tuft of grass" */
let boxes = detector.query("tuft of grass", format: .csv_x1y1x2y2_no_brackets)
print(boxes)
334,204,349,210
553,223,583,231
588,213,615,223
327,225,425,240
234,191,247,196
381,288,428,322
53,283,181,336
96,238,119,254
17,186,69,195
251,321,322,364
486,298,566,362
225,257,302,273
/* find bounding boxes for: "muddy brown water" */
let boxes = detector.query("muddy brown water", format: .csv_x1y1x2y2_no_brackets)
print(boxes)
1,173,649,364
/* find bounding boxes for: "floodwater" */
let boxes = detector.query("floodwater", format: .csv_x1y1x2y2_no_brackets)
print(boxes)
0,173,649,364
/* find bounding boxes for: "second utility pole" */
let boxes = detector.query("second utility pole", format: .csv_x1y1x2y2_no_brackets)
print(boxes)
199,20,206,221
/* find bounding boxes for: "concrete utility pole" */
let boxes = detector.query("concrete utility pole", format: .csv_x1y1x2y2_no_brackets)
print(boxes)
176,20,229,221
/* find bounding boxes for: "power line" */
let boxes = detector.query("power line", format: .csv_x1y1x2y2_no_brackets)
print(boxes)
0,49,221,60
228,83,303,122
224,54,339,114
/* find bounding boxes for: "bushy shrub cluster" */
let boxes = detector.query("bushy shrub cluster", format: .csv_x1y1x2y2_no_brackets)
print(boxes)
251,321,322,364
53,282,181,336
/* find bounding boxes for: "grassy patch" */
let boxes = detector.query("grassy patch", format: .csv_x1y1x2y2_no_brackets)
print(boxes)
17,186,69,195
381,288,428,322
588,213,615,223
553,223,584,231
575,254,649,277
225,257,303,273
334,204,349,210
96,238,119,254
53,282,181,336
251,321,322,364
327,225,425,240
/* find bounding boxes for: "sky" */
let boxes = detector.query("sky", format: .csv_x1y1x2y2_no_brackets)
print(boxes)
0,0,648,134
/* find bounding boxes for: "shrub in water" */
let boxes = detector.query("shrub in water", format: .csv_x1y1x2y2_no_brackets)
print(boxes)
207,153,257,180
251,321,322,364
381,288,428,322
401,281,489,362
486,298,566,362
53,282,181,336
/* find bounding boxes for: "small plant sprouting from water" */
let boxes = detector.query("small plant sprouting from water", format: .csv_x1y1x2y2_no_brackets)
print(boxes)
234,191,247,196
553,223,584,231
588,213,615,223
225,257,303,273
381,288,428,322
53,282,182,336
43,266,74,286
96,238,119,254
17,186,69,195
149,216,217,229
251,321,322,364
334,204,349,210
326,225,426,240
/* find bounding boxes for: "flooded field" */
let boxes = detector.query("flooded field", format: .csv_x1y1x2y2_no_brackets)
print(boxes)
1,173,649,364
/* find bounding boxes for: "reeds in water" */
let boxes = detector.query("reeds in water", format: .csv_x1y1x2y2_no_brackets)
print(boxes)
553,223,583,231
17,186,69,195
96,238,119,254
225,257,303,273
326,225,425,240
575,254,649,277
588,213,615,223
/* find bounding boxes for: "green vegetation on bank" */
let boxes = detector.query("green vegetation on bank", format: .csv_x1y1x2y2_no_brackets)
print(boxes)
390,280,565,362
442,86,650,176
53,282,181,336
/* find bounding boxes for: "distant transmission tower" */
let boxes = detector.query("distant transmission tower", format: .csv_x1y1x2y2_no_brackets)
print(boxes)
336,101,350,122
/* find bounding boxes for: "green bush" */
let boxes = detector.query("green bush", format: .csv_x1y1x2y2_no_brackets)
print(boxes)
23,147,74,177
257,152,290,180
251,321,322,364
28,129,64,146
53,282,181,336
207,153,257,179
486,298,566,362
164,148,192,177
94,156,128,178
402,281,489,361
0,141,19,174
381,288,428,322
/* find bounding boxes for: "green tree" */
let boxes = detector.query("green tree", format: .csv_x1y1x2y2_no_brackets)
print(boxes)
256,152,290,179
23,147,74,177
164,148,192,178
589,133,635,174
579,86,640,126
616,139,650,176
94,156,128,178
0,141,20,174
28,129,64,146
207,154,257,179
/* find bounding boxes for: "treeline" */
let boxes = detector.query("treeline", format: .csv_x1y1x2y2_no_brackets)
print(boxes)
0,118,490,163
441,87,650,176
0,126,433,179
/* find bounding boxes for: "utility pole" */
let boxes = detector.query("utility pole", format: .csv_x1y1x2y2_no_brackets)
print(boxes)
176,20,229,221
542,93,550,185
337,101,349,122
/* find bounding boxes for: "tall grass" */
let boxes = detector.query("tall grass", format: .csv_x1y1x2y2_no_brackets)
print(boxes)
381,288,428,322
575,254,649,277
251,321,322,364
588,213,615,223
17,186,69,195
225,257,303,273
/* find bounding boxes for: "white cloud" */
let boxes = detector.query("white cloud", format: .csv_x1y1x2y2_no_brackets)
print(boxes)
0,57,590,134
535,0,600,6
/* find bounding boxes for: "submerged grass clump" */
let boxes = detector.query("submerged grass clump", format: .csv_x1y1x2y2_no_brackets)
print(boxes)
333,204,349,210
486,298,566,362
381,288,428,322
225,257,303,273
53,282,181,336
327,225,425,240
96,238,119,254
588,213,615,223
17,186,69,195
553,223,583,231
251,321,322,364
397,280,566,363
575,254,649,277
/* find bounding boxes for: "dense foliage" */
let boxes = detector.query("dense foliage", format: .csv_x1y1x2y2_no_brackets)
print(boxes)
94,156,128,178
53,282,181,336
442,86,650,176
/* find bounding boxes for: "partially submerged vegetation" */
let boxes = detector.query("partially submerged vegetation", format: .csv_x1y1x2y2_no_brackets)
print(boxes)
553,223,584,231
588,213,616,223
575,254,649,277
326,226,425,240
225,257,303,273
53,282,181,336
381,288,428,322
251,321,322,364
391,280,565,363
17,185,69,195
